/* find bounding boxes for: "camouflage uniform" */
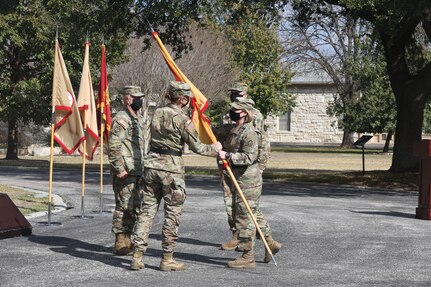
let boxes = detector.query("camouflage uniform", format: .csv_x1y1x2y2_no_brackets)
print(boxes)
216,89,272,240
133,83,218,255
237,97,271,237
222,117,262,251
108,86,145,236
217,98,281,268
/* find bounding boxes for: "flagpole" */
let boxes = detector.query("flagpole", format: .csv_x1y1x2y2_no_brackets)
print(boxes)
48,109,55,226
99,38,106,213
81,109,87,218
81,34,89,218
99,121,104,213
48,35,58,226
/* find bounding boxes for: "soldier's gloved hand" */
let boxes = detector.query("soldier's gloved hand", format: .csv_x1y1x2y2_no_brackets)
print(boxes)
218,150,227,159
116,170,128,180
215,141,223,152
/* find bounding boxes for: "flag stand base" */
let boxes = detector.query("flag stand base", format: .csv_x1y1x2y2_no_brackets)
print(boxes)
91,210,111,216
70,215,94,220
36,221,62,226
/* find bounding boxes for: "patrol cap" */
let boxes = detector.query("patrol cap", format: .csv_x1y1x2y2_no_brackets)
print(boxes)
119,85,144,98
228,82,248,93
230,98,253,110
169,81,193,98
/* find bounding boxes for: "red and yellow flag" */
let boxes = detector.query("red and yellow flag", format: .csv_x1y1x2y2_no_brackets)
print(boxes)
52,39,85,154
77,41,100,160
96,43,112,142
152,32,216,144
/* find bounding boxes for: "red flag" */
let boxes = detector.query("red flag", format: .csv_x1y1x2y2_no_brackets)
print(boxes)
52,39,85,154
152,32,217,144
77,41,100,160
97,43,112,142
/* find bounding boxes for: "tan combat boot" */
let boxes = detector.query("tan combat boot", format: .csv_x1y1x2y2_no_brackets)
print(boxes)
130,251,145,270
113,233,133,256
124,233,133,250
227,249,256,269
159,252,186,271
263,235,282,263
220,231,239,250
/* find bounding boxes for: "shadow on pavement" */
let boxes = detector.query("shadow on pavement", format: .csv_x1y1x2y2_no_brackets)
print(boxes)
347,209,416,219
143,248,230,268
263,182,415,198
146,234,229,267
27,235,129,269
149,233,220,248
27,234,229,270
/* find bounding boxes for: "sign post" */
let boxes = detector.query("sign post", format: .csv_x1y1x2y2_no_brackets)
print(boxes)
353,135,373,176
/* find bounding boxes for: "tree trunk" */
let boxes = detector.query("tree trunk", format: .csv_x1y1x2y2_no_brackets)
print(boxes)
390,92,424,172
383,130,393,153
340,129,354,148
6,119,19,160
379,25,431,172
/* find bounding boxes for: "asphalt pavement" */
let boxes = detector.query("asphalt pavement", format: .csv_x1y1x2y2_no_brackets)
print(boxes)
0,166,430,287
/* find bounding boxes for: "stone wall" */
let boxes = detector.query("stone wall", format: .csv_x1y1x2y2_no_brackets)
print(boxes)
267,85,345,144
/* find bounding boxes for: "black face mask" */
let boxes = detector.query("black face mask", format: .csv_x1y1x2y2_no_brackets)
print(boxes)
230,92,241,102
181,96,190,108
229,110,244,121
130,97,143,111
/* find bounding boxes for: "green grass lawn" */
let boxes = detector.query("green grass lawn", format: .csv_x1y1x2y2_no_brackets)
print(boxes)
0,184,48,215
270,146,386,154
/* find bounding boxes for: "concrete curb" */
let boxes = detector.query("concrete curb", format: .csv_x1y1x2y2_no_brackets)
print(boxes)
9,186,68,219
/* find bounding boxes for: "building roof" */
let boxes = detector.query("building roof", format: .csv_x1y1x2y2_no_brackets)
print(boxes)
290,70,334,85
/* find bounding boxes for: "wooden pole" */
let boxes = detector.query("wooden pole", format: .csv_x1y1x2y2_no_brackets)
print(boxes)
99,122,105,213
81,109,87,218
362,145,365,176
48,110,56,226
222,160,277,265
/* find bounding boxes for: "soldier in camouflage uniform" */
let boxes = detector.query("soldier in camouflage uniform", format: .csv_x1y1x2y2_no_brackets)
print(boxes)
216,83,281,263
217,99,281,268
130,81,222,271
108,85,145,256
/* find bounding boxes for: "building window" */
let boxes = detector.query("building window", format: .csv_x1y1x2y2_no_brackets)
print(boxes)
279,110,291,131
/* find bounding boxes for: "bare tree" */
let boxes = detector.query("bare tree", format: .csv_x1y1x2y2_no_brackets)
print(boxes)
110,37,171,109
178,27,240,106
110,25,239,109
281,4,369,147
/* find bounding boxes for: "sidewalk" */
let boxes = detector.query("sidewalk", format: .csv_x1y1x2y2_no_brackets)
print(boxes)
0,166,429,287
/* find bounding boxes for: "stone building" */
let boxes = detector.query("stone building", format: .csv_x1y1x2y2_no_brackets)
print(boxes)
267,72,346,145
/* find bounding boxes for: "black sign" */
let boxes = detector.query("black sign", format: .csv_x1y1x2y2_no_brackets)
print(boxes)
353,135,373,147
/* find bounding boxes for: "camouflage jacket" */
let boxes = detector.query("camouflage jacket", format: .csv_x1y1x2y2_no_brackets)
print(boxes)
215,106,270,170
249,107,270,170
108,107,144,176
223,122,261,188
144,104,218,174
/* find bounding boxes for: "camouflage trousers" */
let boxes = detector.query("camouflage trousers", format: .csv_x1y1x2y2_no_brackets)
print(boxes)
111,175,141,235
221,171,271,238
133,169,186,253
